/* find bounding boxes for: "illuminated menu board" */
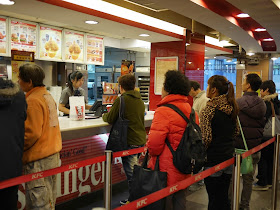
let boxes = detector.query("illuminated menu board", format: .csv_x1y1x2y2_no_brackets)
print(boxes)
39,26,62,60
86,35,104,65
10,20,37,53
64,31,84,63
0,18,7,55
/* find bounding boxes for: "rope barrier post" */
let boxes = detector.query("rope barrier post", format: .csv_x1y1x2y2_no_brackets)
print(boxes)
104,150,112,210
272,134,280,210
232,153,241,210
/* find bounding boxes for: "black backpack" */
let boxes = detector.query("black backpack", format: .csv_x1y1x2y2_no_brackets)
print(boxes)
162,104,206,174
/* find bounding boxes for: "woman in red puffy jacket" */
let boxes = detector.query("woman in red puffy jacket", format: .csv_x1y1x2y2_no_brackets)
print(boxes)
147,70,199,210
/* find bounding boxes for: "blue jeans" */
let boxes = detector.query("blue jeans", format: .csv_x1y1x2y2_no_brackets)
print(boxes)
121,145,142,197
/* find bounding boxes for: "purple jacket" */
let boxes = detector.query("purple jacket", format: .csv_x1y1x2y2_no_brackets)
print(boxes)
235,92,266,149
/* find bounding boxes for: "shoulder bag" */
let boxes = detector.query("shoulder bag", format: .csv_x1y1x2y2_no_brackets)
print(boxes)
235,117,253,174
106,96,129,152
263,101,280,138
129,151,167,209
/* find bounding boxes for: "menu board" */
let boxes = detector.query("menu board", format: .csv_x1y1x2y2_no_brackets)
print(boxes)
10,20,37,53
39,26,62,60
0,18,7,55
64,31,84,63
86,35,104,65
154,57,178,95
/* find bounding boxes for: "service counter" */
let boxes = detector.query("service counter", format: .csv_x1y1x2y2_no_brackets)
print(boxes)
59,112,154,140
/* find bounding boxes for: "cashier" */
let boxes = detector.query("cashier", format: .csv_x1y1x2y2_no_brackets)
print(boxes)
59,71,91,115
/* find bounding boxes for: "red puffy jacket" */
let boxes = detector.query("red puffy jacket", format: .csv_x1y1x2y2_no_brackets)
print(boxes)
147,94,199,186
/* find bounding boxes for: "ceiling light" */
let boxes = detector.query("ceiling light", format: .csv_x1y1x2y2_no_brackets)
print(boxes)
236,13,250,18
188,62,192,64
255,28,266,32
139,34,150,37
271,57,278,61
263,38,274,41
0,0,14,5
185,43,190,46
247,52,255,56
85,20,99,24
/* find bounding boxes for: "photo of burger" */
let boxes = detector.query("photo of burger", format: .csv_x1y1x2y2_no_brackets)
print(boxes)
11,33,18,42
44,37,59,58
28,35,34,45
68,41,81,60
20,34,26,43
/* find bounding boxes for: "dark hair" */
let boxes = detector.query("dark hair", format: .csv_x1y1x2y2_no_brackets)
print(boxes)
260,80,276,94
190,80,200,91
19,63,45,87
208,75,238,120
68,71,84,92
118,74,136,91
245,73,262,91
164,70,190,96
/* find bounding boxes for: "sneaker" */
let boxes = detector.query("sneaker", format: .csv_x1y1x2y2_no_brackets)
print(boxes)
252,184,269,191
120,199,130,205
188,183,203,192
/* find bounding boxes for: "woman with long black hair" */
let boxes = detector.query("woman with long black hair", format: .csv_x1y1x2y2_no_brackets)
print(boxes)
59,71,91,115
200,75,239,210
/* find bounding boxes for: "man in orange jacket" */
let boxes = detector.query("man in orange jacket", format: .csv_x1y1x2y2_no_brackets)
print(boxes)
18,63,62,210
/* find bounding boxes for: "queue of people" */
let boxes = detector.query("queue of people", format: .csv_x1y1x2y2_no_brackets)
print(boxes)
0,63,278,210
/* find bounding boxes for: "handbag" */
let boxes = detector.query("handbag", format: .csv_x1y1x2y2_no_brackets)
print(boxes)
235,117,253,174
263,101,280,138
106,96,129,152
129,151,167,210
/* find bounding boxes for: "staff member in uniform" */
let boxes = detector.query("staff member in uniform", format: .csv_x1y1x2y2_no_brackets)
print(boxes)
59,71,91,115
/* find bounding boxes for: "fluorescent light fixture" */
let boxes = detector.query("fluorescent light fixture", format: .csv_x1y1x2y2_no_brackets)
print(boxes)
0,0,14,5
263,38,274,41
85,20,99,24
236,13,250,18
271,57,278,61
205,36,234,47
220,40,230,45
62,0,185,35
139,34,150,37
255,28,266,32
247,52,255,56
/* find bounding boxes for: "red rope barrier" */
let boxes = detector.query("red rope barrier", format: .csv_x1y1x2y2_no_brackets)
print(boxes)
0,147,145,190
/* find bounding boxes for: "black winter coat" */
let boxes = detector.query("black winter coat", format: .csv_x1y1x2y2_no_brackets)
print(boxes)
235,92,266,149
0,79,26,182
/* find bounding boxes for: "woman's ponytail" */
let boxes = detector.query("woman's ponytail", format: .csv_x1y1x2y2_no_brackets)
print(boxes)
227,81,239,120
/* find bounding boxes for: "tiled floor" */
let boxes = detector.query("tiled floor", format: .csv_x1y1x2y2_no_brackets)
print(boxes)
57,180,280,210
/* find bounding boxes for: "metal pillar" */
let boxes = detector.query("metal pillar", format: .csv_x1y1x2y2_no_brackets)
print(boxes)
272,134,280,210
232,153,241,210
104,150,112,210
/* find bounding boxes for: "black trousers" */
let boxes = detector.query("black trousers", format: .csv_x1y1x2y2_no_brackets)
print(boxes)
205,173,231,210
0,185,19,210
256,138,274,186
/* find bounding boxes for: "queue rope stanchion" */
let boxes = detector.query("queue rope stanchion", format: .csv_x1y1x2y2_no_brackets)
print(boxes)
232,153,241,210
271,134,280,210
104,150,113,210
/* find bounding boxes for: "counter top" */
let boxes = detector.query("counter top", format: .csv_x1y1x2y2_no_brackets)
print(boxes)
59,111,154,140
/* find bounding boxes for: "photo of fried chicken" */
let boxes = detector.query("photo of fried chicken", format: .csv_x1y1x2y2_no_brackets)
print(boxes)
0,32,5,40
44,37,59,58
69,41,81,60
